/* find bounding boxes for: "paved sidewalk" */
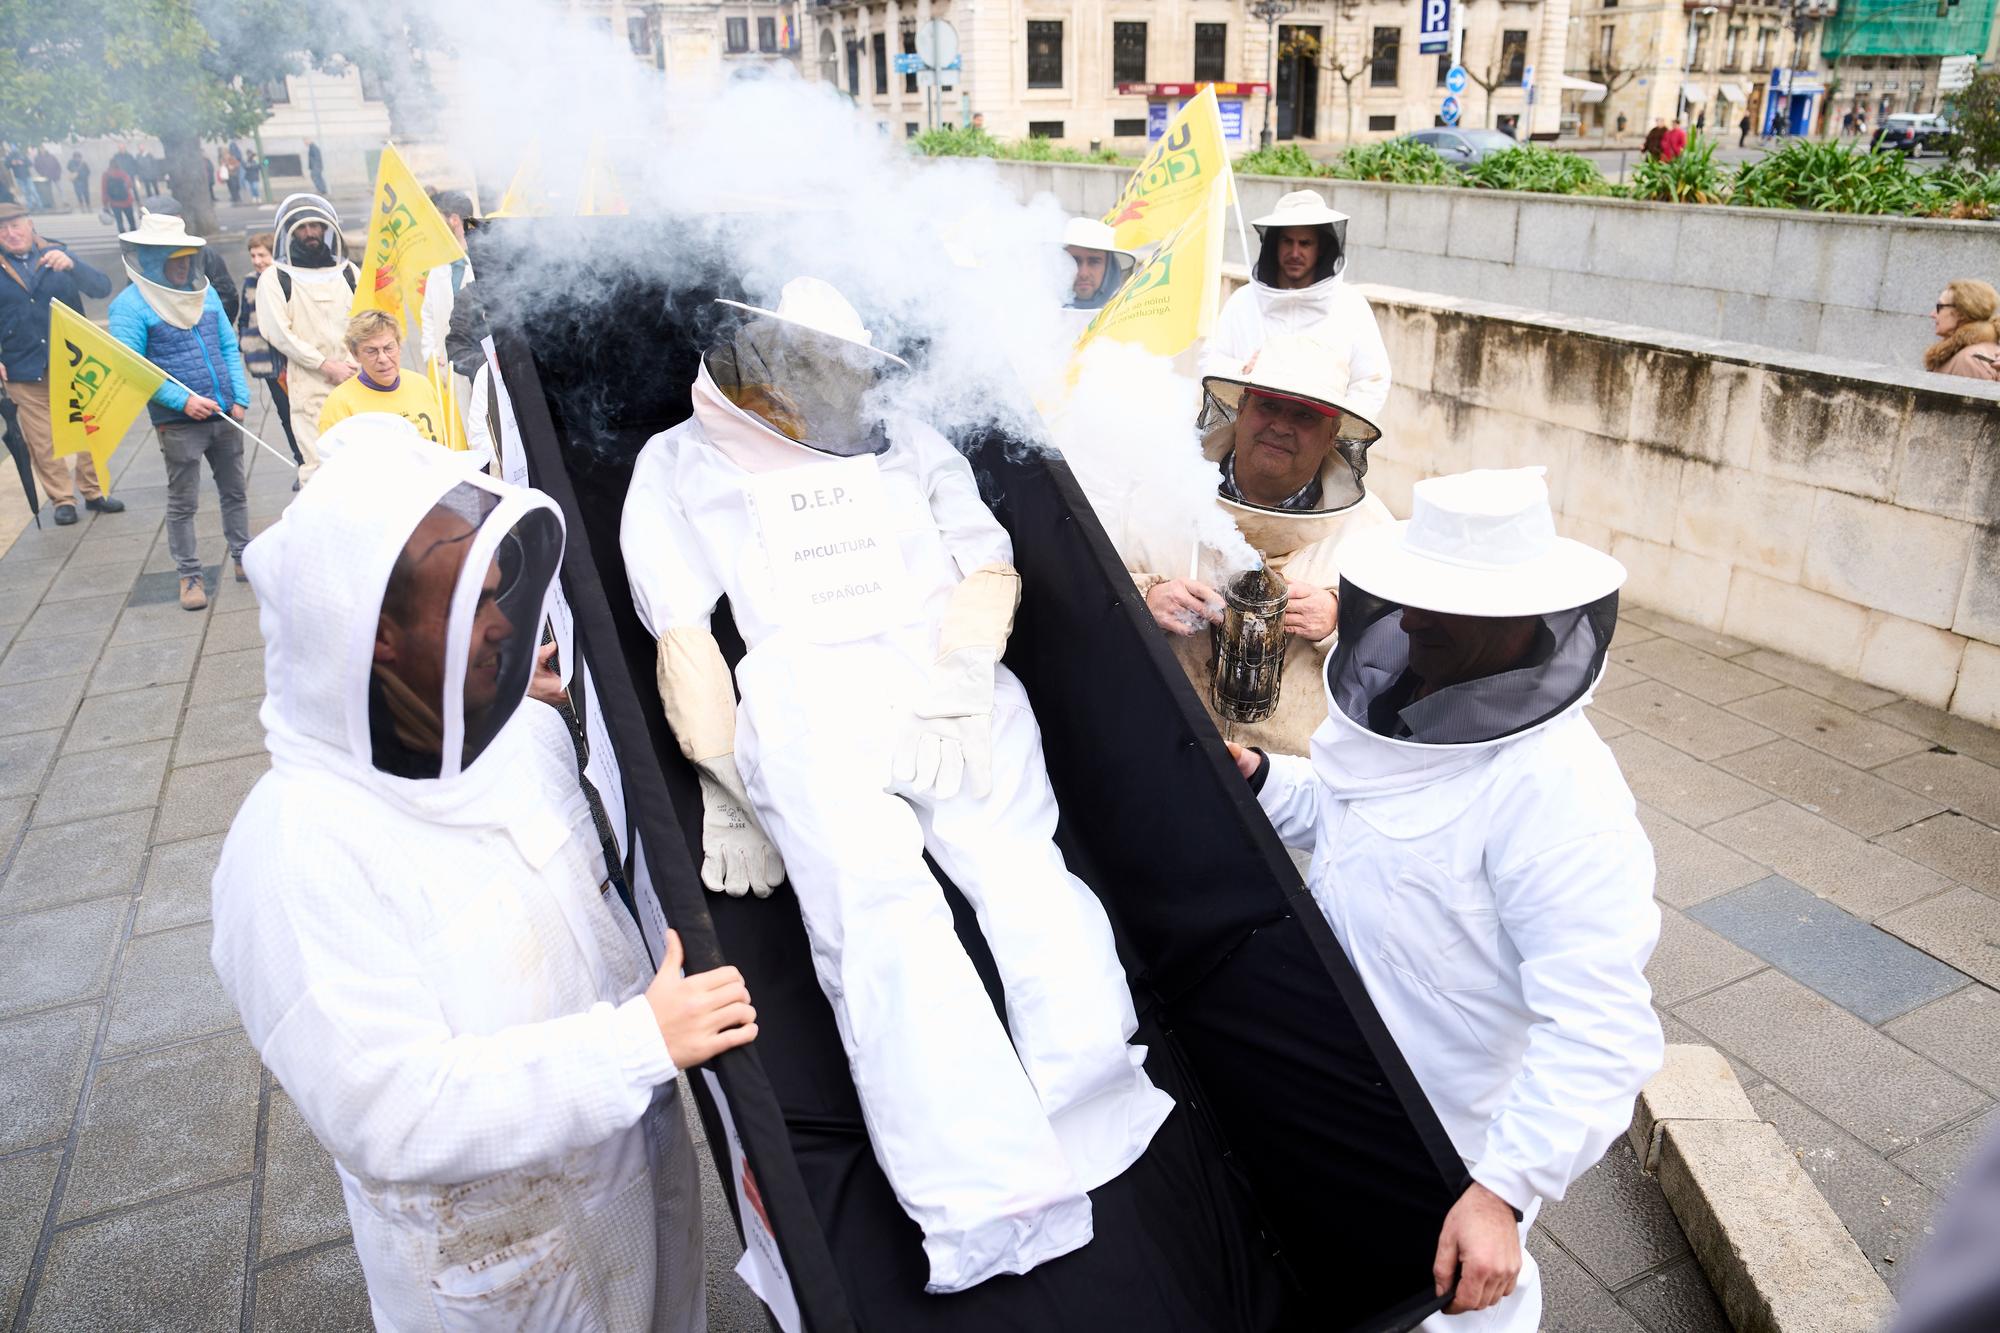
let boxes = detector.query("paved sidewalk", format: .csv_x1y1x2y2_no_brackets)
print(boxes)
2,413,1996,1330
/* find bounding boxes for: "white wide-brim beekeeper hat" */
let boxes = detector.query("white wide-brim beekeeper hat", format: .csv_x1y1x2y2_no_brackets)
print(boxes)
1250,189,1351,236
119,210,209,248
1059,216,1138,264
1335,467,1626,617
1200,333,1382,446
714,276,911,371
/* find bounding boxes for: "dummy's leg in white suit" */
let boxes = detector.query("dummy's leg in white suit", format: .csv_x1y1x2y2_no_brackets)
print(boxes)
742,728,1093,1294
911,680,1175,1190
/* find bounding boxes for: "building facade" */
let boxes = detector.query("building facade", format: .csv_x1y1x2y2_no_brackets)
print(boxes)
1566,0,1839,141
1818,0,1995,129
803,0,1573,149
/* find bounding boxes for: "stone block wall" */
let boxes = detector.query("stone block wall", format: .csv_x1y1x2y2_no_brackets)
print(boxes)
1342,284,2000,726
986,160,1989,368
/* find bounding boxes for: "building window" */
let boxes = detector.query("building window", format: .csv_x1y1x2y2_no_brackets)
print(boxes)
1597,25,1614,73
1754,29,1773,70
1688,22,1707,73
1028,20,1064,89
906,122,920,138
265,153,302,178
1723,27,1741,70
1438,51,1451,86
1028,120,1065,138
726,17,749,53
628,15,652,56
1114,117,1147,136
1113,21,1147,84
903,29,919,93
262,78,290,105
758,16,777,52
1370,26,1399,87
846,38,861,92
873,32,888,93
1500,30,1527,85
359,66,384,102
1195,23,1227,82
1369,114,1397,131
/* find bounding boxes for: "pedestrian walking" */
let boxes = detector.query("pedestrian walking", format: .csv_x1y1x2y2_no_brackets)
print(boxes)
237,231,303,465
101,158,138,232
136,152,161,197
0,202,126,525
242,149,262,203
1925,279,2000,382
223,146,243,205
1232,466,1663,1333
1642,119,1667,160
317,310,450,449
5,147,40,210
211,429,752,1333
306,140,327,196
107,212,253,609
201,153,217,202
1738,112,1752,147
65,150,88,209
1661,118,1688,162
256,193,361,483
1694,110,1706,136
32,148,61,211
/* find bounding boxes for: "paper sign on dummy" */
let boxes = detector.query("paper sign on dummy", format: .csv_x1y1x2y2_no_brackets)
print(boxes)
745,455,913,644
702,1068,804,1333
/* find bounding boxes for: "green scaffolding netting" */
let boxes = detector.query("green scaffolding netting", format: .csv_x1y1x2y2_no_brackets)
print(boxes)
1820,0,1993,59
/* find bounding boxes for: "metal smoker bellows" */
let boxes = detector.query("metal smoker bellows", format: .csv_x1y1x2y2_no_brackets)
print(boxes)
1211,565,1289,724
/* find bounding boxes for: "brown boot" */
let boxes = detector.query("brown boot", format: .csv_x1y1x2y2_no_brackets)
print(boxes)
233,558,247,583
179,576,208,611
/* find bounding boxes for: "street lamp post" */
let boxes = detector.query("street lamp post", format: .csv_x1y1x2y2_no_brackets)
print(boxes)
1682,5,1717,122
1252,0,1295,149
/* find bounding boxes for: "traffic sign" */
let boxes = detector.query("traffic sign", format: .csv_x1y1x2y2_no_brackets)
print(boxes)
1446,65,1469,95
1441,95,1461,126
893,53,924,74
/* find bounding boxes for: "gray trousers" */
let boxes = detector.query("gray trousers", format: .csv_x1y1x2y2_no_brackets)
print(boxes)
158,418,250,579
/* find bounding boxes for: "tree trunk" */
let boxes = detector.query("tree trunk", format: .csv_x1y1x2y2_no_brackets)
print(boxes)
158,128,218,239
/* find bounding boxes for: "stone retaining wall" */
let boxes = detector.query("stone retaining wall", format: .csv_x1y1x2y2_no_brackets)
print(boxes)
1335,282,2000,725
989,159,1993,366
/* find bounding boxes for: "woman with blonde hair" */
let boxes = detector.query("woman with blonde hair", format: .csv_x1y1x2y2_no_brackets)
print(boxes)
1925,279,1999,381
317,309,449,451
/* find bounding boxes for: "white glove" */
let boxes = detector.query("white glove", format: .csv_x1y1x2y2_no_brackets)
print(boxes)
889,647,996,802
696,755,785,898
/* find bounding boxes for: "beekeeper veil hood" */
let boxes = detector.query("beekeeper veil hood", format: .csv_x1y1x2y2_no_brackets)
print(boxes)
243,422,564,797
1251,190,1349,287
705,277,911,458
271,192,346,269
1326,468,1626,748
118,211,210,330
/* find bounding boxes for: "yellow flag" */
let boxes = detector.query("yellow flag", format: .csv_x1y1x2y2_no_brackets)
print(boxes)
425,356,470,452
49,302,166,491
576,135,628,217
489,140,546,218
352,144,467,339
1101,87,1231,251
1074,183,1226,361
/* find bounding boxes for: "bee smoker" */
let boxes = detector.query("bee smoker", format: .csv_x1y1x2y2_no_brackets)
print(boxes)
1211,564,1289,725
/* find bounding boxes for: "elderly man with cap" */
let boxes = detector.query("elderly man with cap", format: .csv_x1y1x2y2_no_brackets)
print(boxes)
1201,189,1390,421
1231,467,1662,1331
258,193,362,483
1131,332,1394,756
211,419,756,1331
107,212,252,610
0,200,123,526
1060,216,1137,313
621,276,1172,1294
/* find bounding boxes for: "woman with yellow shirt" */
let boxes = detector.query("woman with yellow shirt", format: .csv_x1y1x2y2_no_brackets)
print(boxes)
317,310,447,446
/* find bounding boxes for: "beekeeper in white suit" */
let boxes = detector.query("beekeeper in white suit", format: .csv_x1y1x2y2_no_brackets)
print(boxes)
1200,189,1391,421
210,420,760,1331
621,277,1173,1295
1231,468,1662,1331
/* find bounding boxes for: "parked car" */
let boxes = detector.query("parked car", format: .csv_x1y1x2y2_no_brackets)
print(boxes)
1870,114,1952,158
1402,127,1521,168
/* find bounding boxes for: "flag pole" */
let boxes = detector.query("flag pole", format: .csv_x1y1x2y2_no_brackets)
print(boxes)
148,365,296,470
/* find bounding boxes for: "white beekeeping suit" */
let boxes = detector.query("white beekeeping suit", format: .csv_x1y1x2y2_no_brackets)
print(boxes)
211,425,705,1332
621,278,1174,1295
1200,190,1392,421
1248,468,1663,1332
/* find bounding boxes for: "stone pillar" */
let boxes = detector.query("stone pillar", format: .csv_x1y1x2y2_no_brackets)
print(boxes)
888,0,905,125
830,6,846,92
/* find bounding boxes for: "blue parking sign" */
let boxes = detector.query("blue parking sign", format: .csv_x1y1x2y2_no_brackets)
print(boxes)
1419,0,1452,55
1440,95,1461,126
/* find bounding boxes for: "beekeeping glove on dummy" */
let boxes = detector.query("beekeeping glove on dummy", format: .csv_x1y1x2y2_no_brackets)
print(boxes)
890,563,1020,802
656,629,786,898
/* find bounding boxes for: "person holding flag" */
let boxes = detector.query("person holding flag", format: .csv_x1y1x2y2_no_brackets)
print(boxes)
107,212,253,611
258,193,361,485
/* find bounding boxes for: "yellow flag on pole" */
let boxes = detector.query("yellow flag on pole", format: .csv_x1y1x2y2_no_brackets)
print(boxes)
576,136,629,217
49,302,166,492
1074,180,1227,361
489,140,546,218
352,144,467,339
1101,87,1232,251
425,356,470,452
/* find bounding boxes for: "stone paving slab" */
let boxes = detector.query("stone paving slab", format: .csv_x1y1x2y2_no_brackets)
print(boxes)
0,896,129,1019
62,682,186,754
1689,876,1969,1023
1596,679,1778,762
1870,697,2000,768
1718,738,1945,838
101,922,239,1057
1636,804,1768,910
28,1178,251,1333
1725,686,1933,770
1734,649,1897,714
1609,732,1771,827
87,634,202,696
0,1150,62,1326
0,677,85,740
133,834,224,936
1876,888,2000,991
0,809,154,914
1611,636,1781,706
1877,748,2000,827
32,739,172,827
1706,801,1956,922
1875,811,2000,897
1613,1256,1732,1333
1891,1106,1998,1195
249,1243,371,1333
257,1090,351,1262
1883,985,2000,1098
1646,907,1765,1008
0,1006,96,1155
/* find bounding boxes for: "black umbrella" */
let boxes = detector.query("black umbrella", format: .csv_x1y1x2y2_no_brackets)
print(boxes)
0,394,42,528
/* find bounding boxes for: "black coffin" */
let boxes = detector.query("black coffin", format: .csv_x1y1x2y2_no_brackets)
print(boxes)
479,218,1469,1333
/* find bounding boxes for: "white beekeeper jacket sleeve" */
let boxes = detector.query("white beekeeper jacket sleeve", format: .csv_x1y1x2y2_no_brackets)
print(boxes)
621,449,733,758
1252,752,1323,851
1470,809,1663,1212
234,841,676,1187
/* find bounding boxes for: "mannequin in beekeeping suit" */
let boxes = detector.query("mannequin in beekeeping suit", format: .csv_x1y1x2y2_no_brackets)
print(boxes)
620,276,1175,1295
211,418,761,1332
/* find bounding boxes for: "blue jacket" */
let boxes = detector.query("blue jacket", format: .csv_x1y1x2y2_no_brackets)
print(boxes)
107,285,252,426
0,241,112,381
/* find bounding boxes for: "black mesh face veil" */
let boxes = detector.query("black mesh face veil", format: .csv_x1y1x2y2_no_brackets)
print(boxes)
1326,579,1620,747
369,483,563,779
1196,385,1377,516
705,309,898,458
1252,219,1347,287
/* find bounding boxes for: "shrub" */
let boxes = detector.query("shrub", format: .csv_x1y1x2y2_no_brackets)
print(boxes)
1727,140,1932,214
1629,136,1726,204
1460,144,1607,195
1328,139,1457,186
1941,71,2000,173
1914,166,2000,220
1233,143,1327,178
912,125,998,158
